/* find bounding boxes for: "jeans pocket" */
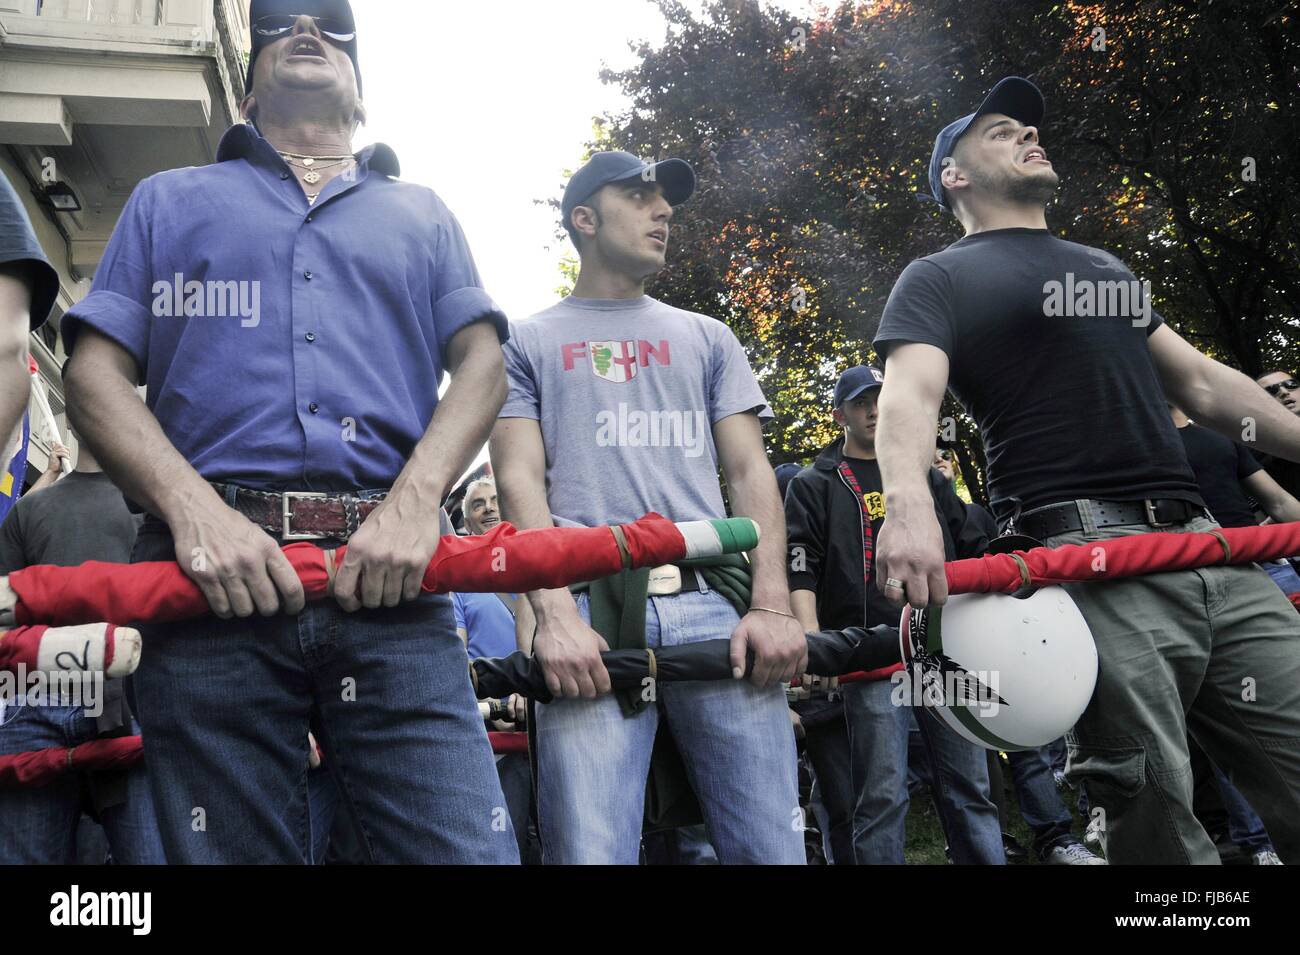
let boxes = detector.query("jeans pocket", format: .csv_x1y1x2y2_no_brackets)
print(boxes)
1066,741,1146,798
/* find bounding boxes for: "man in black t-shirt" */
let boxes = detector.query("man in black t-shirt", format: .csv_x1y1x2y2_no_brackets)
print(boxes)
784,365,1009,865
872,76,1300,864
0,439,163,864
0,175,59,442
1168,403,1300,597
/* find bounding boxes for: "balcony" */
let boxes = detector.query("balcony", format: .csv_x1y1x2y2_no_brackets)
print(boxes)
0,0,249,273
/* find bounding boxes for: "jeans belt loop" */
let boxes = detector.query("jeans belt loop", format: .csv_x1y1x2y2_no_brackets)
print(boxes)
1077,499,1099,536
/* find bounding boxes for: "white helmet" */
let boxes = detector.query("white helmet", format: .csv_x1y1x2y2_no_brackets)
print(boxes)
897,587,1098,751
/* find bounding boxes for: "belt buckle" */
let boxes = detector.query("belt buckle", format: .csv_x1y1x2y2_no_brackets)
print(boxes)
282,491,329,540
1143,499,1174,529
647,564,683,596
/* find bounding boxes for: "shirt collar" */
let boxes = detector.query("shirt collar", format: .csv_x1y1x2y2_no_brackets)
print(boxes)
216,123,401,178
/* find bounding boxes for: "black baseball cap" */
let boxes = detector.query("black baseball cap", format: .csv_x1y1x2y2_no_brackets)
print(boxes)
926,76,1045,209
562,151,696,233
833,365,884,407
246,0,362,96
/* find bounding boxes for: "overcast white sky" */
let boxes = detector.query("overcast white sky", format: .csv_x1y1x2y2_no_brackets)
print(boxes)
351,0,814,324
347,0,815,477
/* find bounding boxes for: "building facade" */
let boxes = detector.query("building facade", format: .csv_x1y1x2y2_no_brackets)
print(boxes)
0,0,249,479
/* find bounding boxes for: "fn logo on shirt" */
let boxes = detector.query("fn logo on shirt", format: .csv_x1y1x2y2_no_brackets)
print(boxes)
561,339,671,383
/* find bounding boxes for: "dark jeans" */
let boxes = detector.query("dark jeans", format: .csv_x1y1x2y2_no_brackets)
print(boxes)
843,677,1004,864
801,708,855,865
131,522,518,864
1006,745,1074,857
497,751,542,864
0,709,164,864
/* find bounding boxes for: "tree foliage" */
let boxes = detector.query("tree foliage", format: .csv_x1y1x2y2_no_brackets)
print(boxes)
580,0,1298,504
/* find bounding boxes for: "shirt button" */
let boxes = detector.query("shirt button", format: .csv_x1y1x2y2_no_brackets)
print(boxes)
304,271,313,280
309,402,320,414
305,215,313,223
280,172,290,180
305,332,316,343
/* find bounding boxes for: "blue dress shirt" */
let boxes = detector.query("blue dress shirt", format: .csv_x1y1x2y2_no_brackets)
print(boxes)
63,123,507,491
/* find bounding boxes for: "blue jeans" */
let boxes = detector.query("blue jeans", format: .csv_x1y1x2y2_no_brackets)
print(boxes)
131,523,518,864
1006,745,1075,856
0,706,165,864
843,677,1005,865
1214,766,1275,853
1262,560,1300,596
535,590,804,864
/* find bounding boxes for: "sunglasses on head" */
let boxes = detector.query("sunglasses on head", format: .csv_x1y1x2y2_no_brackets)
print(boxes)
254,15,356,44
1264,379,1300,396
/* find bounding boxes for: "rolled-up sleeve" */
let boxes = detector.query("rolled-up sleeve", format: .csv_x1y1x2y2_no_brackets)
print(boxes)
431,204,508,362
61,180,156,377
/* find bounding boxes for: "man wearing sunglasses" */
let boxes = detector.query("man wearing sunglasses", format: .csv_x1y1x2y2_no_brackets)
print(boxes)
61,0,517,863
1255,372,1300,504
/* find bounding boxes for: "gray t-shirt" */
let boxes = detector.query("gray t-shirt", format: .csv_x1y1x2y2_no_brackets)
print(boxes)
501,295,771,526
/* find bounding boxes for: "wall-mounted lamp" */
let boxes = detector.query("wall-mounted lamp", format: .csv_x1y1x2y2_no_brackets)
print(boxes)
39,182,82,213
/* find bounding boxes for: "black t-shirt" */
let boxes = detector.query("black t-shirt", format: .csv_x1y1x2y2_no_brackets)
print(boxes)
842,455,897,628
0,174,58,329
874,228,1202,521
1177,423,1262,528
1257,453,1300,504
0,471,140,573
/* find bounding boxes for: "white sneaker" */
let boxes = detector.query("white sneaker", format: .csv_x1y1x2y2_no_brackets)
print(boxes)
1252,849,1283,865
1044,841,1108,865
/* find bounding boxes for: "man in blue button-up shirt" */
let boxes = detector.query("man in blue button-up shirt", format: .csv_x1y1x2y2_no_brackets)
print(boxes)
62,7,518,864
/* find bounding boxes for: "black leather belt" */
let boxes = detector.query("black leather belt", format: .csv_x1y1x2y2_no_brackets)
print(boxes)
211,483,385,541
1017,498,1205,540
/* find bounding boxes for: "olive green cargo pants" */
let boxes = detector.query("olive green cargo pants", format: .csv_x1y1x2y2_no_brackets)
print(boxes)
1042,514,1300,864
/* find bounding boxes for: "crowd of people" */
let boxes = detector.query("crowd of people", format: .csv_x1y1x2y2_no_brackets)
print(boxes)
2,2,1299,866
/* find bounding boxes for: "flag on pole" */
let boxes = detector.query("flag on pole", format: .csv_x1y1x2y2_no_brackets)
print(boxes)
0,413,29,524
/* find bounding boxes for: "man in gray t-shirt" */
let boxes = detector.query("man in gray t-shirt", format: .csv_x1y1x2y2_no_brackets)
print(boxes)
492,151,806,864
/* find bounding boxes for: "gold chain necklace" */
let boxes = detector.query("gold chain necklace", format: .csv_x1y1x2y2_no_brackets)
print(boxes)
278,151,355,185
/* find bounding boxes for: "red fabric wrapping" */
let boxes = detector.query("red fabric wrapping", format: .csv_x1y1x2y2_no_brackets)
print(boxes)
0,736,143,788
945,522,1300,595
1289,593,1300,612
4,513,688,627
488,731,529,755
837,664,904,686
0,625,51,673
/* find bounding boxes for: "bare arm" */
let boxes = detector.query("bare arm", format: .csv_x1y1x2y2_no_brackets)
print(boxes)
1149,325,1300,462
874,342,952,608
27,441,70,495
790,589,819,633
0,266,36,449
64,327,305,618
1242,470,1300,524
490,415,610,698
714,412,807,685
334,319,507,611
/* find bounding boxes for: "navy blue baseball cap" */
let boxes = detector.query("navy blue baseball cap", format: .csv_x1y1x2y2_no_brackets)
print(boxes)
774,462,802,499
246,0,362,96
834,365,885,407
562,151,696,232
926,76,1045,209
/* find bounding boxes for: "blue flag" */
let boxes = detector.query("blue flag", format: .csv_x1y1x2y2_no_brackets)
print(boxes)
0,413,30,524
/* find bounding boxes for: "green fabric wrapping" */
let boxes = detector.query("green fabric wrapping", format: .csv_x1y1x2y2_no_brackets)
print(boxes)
569,553,755,833
570,553,751,716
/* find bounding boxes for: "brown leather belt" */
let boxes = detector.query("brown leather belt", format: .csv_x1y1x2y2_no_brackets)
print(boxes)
211,483,385,541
